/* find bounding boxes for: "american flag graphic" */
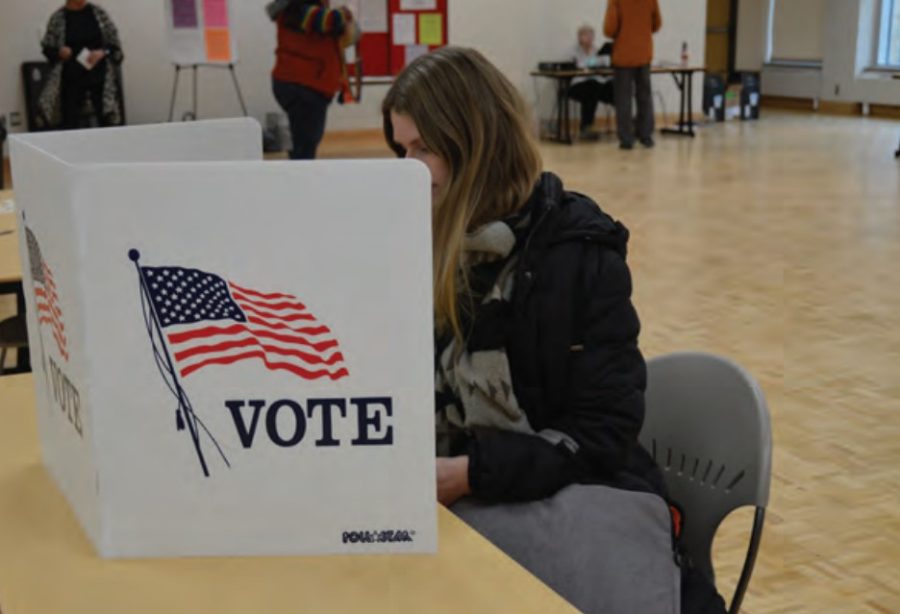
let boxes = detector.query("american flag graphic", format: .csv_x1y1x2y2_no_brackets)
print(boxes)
141,266,349,380
26,228,68,361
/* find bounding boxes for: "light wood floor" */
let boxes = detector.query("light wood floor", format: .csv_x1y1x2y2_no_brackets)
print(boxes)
3,111,900,611
538,112,900,613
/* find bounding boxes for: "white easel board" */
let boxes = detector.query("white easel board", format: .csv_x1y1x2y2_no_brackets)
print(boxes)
166,0,237,64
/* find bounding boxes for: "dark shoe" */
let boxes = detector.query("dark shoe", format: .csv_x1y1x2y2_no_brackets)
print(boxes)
619,141,634,150
579,128,601,141
640,138,655,148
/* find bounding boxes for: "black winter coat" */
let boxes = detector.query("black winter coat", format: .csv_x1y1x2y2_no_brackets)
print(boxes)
460,172,665,502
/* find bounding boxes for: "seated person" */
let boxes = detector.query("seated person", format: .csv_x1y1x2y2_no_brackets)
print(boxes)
383,45,662,507
568,24,614,141
382,47,726,613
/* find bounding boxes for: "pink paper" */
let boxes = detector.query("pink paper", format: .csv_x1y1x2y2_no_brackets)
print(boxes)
203,0,229,28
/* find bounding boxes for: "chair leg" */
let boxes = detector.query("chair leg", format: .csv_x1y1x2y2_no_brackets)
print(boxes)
728,507,766,614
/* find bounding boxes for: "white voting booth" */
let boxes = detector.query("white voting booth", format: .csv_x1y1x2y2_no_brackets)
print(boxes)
10,119,437,558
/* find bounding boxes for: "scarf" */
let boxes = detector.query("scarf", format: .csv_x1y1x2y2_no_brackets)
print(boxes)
434,203,582,457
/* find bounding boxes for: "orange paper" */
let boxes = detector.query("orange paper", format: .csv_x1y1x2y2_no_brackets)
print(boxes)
204,28,231,63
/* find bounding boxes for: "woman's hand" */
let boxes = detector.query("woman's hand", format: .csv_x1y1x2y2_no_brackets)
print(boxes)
436,456,471,507
87,49,107,66
59,46,73,61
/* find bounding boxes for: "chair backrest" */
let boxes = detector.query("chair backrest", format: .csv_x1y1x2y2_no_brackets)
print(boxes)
639,351,772,582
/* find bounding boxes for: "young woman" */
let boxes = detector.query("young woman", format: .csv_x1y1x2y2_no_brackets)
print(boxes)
382,46,665,506
568,24,614,141
382,47,725,614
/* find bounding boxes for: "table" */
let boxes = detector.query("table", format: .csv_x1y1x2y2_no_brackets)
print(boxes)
0,192,19,285
0,195,29,374
0,374,575,614
530,65,705,144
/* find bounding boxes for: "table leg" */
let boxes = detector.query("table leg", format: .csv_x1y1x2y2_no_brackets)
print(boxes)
556,79,565,142
563,79,572,144
551,78,575,145
661,71,696,138
687,71,695,137
14,284,29,372
0,281,30,375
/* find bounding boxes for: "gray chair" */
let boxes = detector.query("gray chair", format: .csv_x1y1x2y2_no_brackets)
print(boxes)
640,351,772,614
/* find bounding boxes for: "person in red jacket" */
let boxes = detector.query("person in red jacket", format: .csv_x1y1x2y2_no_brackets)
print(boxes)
268,0,354,159
604,0,662,150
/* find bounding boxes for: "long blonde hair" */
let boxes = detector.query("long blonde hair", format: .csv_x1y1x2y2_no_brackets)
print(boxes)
382,47,542,340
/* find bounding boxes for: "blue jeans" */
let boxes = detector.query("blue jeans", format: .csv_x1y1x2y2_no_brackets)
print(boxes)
272,78,331,160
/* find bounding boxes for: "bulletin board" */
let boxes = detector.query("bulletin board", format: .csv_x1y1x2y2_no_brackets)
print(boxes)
388,0,448,75
165,0,237,65
338,0,448,78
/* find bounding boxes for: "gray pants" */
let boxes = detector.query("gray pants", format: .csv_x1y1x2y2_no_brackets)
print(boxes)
614,65,655,145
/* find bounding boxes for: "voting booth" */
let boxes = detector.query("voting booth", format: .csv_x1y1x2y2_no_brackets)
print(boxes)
9,119,437,558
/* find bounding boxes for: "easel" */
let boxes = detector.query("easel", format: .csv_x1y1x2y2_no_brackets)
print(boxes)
167,63,248,122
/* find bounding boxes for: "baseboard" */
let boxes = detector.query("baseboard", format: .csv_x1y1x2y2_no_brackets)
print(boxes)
761,95,816,111
870,104,900,120
762,95,900,119
818,100,862,116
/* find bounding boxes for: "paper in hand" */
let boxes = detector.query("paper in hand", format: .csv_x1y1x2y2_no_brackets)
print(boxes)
77,48,94,70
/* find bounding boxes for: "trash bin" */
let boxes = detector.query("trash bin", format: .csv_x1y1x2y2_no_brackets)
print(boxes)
703,74,726,122
740,72,761,121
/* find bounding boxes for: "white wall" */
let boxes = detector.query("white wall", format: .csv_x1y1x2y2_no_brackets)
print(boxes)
1,0,706,137
735,0,900,105
533,0,707,119
821,0,900,105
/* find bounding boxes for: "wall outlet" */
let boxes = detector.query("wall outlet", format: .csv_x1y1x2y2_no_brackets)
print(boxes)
9,112,22,128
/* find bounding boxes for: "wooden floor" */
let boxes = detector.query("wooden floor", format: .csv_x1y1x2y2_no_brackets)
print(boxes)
539,112,900,613
3,111,900,611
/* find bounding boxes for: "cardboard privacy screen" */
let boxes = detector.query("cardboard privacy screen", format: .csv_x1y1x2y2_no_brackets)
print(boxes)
10,119,437,558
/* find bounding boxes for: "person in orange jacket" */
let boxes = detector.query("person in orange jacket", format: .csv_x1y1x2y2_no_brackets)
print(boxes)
604,0,662,150
268,0,354,159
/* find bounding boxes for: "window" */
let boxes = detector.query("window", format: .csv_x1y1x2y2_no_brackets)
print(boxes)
877,0,900,67
767,0,826,65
